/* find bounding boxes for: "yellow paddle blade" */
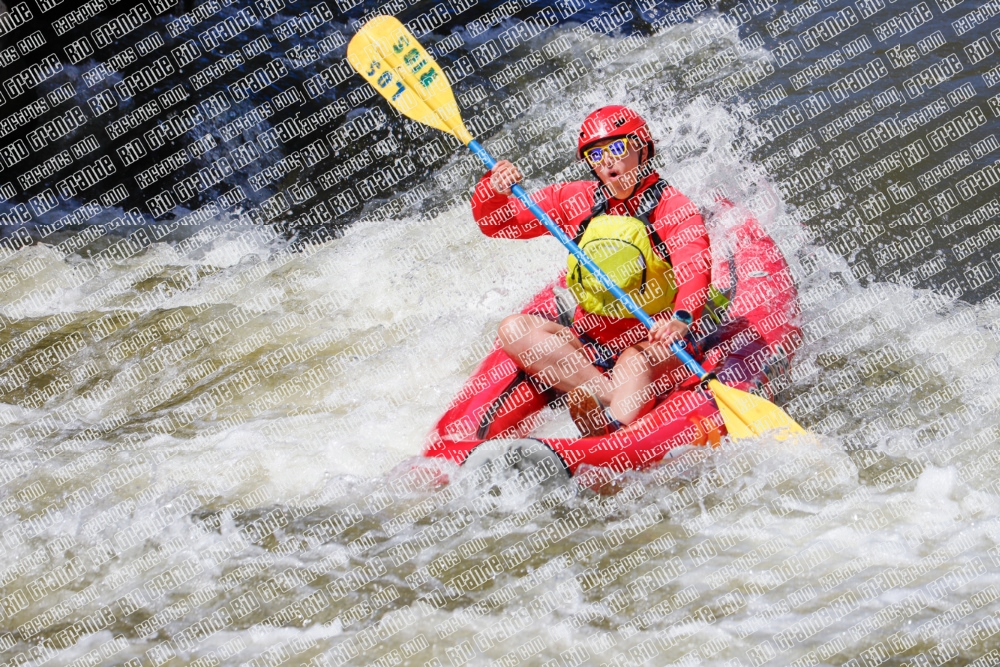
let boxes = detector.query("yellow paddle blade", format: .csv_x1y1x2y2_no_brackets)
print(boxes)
347,15,474,145
707,379,806,441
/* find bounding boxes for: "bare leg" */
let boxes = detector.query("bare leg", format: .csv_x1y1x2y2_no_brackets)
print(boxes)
498,315,688,427
604,341,686,423
497,314,612,397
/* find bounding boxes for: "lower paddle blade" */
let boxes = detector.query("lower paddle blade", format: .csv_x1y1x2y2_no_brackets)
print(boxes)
707,380,806,441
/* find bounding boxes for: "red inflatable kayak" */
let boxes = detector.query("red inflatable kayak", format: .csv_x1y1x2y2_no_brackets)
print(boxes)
424,206,802,478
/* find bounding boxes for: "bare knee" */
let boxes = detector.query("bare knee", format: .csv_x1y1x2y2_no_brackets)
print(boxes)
499,315,565,354
617,343,675,389
638,341,674,367
498,315,531,348
620,347,650,376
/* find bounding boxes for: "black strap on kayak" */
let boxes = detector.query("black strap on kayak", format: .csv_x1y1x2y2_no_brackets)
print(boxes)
476,371,527,440
572,178,672,265
552,287,576,328
476,370,557,439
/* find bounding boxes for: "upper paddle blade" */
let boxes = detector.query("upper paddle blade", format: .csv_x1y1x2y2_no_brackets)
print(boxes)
707,379,805,441
347,15,473,145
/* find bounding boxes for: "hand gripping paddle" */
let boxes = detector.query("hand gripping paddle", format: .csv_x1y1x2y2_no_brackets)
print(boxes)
347,16,806,440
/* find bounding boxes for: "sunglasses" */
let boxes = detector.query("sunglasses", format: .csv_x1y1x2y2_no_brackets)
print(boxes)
584,138,630,165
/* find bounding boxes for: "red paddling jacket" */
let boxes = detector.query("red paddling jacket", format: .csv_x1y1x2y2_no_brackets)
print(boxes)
472,171,712,352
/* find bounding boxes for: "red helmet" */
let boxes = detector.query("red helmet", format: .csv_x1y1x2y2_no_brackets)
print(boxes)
577,105,655,160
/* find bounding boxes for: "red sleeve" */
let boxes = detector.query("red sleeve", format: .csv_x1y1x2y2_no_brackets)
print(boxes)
471,171,590,239
653,188,711,320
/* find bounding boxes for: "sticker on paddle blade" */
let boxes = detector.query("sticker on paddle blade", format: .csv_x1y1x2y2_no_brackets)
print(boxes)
347,15,472,144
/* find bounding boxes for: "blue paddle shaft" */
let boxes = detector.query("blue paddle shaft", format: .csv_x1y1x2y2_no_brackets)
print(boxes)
467,140,710,380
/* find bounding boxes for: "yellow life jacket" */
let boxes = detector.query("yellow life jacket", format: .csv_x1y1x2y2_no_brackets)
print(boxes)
567,214,677,319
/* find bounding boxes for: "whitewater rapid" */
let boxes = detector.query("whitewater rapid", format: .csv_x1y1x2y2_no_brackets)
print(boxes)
1,8,1000,667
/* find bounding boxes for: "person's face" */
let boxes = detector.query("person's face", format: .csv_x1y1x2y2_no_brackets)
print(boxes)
587,138,643,199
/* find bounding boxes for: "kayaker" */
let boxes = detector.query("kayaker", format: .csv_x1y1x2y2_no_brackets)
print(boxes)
471,105,712,437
